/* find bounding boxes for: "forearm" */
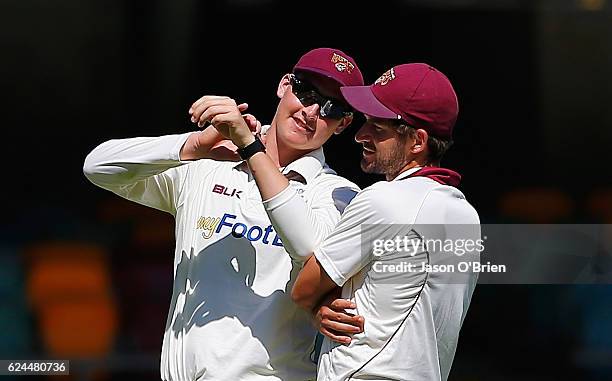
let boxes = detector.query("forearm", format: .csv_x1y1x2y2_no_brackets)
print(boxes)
264,188,324,260
311,287,364,344
246,150,337,260
179,129,230,161
291,255,339,312
245,151,290,201
83,133,189,189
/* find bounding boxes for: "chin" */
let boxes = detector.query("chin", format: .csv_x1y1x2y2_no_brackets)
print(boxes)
360,160,374,173
280,134,318,155
285,132,312,148
361,159,386,175
277,124,301,143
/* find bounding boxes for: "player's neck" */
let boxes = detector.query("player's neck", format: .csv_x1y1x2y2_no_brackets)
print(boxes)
265,123,309,168
386,160,425,181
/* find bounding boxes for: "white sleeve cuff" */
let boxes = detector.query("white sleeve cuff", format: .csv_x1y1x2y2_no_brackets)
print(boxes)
262,184,295,211
170,132,196,162
314,248,347,287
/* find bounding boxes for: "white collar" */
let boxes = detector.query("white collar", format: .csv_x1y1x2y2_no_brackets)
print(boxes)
392,166,422,181
279,147,326,184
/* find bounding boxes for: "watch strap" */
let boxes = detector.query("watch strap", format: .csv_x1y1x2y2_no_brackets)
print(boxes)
237,136,266,160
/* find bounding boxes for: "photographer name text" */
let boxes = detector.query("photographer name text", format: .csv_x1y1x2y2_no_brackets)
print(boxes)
373,261,506,273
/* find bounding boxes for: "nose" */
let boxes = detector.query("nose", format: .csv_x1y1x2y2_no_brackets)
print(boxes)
355,123,371,143
302,103,320,122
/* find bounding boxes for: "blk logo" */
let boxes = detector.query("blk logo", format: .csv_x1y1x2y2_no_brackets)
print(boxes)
212,184,242,199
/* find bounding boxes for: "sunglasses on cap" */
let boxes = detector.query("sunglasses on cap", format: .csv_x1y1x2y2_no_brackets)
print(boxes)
289,74,353,120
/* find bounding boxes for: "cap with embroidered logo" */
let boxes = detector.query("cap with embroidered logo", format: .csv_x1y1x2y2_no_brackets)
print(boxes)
293,48,364,87
340,63,458,139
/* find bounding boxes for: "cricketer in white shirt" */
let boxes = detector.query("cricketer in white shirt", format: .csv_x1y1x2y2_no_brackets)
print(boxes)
83,131,359,381
267,64,481,380
265,166,480,381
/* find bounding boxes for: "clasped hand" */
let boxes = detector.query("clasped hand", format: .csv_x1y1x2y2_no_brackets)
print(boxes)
189,95,260,148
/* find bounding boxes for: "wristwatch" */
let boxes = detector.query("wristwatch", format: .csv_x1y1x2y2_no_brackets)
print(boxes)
237,136,266,160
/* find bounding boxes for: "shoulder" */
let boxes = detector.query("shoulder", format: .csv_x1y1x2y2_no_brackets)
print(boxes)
350,181,398,211
316,165,360,191
339,181,396,221
349,178,461,223
179,159,241,186
188,158,235,173
418,184,480,224
308,168,361,213
356,179,422,204
309,165,361,197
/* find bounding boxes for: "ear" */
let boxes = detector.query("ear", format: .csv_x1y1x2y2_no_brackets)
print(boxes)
277,74,292,99
410,129,429,155
333,114,353,135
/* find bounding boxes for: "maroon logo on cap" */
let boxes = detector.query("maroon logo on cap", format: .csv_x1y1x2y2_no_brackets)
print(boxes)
374,68,396,86
331,53,354,74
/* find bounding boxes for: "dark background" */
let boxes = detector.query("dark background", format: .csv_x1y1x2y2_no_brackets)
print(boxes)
1,0,611,380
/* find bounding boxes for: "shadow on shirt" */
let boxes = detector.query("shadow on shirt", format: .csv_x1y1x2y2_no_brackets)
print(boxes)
165,234,299,372
331,186,358,214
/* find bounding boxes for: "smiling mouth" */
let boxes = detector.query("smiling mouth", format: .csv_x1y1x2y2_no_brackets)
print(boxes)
362,146,376,153
292,117,315,133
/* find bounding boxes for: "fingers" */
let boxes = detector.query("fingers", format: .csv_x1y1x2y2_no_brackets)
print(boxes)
330,299,357,310
327,299,363,330
243,114,261,133
188,97,256,150
199,105,232,128
189,95,232,116
320,310,363,333
243,114,256,131
189,96,246,126
319,301,364,334
321,317,362,335
319,326,352,345
314,299,365,344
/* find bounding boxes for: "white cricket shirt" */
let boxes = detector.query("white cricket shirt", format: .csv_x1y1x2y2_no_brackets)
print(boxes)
313,167,480,381
83,132,359,381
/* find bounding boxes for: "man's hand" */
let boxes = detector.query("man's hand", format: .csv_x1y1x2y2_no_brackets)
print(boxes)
182,96,261,161
189,95,257,148
314,293,364,344
204,114,262,161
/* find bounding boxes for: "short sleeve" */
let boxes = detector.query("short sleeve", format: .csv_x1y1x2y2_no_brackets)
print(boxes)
314,186,386,286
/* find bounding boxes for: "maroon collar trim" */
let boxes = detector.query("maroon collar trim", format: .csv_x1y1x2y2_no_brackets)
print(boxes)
404,167,462,187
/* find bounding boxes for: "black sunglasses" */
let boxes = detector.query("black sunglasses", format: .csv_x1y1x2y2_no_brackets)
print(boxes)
289,74,353,120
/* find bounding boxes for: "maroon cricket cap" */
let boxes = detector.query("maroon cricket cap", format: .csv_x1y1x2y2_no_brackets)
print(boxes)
340,63,458,139
293,48,364,87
